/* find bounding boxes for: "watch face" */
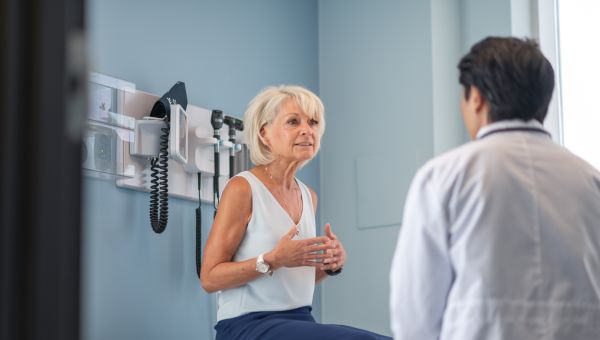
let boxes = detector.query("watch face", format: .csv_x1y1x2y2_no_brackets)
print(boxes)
257,262,269,273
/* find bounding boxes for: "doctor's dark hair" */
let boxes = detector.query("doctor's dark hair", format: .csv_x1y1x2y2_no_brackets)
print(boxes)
458,37,555,123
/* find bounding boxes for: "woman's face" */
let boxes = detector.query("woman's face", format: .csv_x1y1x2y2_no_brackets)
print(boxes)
260,98,321,163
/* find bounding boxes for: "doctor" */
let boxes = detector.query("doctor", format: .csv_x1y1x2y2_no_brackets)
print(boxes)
390,37,600,339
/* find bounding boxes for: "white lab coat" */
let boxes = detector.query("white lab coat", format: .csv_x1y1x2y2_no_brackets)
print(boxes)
390,119,600,340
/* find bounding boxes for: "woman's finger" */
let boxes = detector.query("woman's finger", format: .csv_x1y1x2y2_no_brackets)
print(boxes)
324,223,336,239
319,262,338,271
303,242,334,253
304,253,334,261
300,236,332,247
323,257,337,264
302,260,324,267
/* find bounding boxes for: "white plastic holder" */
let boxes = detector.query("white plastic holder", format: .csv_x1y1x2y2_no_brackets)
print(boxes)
168,104,188,164
130,117,165,158
183,129,234,175
179,130,234,204
230,142,244,154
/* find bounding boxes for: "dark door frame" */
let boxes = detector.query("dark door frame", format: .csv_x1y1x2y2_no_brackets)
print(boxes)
1,0,84,339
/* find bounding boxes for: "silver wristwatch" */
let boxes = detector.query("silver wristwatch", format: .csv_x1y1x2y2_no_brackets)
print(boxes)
256,253,273,276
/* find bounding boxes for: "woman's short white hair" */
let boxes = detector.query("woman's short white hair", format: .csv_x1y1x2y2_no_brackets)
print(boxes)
244,85,325,166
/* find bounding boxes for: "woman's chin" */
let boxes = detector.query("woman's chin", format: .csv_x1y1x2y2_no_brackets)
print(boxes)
293,151,315,162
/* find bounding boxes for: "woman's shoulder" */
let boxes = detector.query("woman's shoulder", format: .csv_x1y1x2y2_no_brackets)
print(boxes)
222,175,252,201
305,185,317,200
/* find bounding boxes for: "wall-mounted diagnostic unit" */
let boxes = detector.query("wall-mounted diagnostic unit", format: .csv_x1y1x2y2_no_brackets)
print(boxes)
84,72,251,276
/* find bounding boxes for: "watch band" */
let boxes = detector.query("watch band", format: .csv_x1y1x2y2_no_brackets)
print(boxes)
256,253,273,276
257,253,265,266
325,267,342,276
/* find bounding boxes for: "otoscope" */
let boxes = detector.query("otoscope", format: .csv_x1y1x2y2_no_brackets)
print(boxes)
196,110,223,277
224,116,244,178
210,110,224,215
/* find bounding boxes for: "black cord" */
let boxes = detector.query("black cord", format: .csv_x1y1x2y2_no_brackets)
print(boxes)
149,120,170,233
229,136,236,179
196,172,202,277
213,148,220,214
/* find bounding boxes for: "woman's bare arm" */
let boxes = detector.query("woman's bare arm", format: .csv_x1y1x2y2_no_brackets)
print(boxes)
200,177,263,293
201,177,333,293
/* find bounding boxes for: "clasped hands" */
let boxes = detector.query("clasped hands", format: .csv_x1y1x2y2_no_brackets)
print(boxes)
266,223,346,271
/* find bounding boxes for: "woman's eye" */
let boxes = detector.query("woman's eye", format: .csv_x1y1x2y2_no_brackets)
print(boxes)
309,119,319,126
287,119,299,125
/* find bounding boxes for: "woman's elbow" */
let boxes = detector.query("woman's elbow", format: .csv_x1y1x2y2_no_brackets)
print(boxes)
200,273,218,293
201,283,218,294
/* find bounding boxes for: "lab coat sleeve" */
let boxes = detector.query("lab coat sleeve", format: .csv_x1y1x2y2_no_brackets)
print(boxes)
389,169,454,340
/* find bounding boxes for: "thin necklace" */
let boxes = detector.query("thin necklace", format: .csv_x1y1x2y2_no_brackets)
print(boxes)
264,166,301,219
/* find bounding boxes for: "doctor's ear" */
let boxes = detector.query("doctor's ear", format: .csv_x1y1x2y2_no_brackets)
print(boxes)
470,86,488,112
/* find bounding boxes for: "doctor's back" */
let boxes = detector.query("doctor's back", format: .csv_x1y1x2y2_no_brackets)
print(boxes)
390,37,600,340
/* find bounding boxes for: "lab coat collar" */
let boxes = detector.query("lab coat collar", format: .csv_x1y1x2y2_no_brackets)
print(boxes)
476,119,550,140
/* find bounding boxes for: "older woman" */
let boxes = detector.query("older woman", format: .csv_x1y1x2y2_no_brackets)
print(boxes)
201,85,391,339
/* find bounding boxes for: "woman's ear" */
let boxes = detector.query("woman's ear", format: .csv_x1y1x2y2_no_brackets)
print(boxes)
258,124,270,149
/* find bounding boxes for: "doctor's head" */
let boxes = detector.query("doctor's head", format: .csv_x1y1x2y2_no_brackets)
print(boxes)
244,85,325,167
457,37,555,139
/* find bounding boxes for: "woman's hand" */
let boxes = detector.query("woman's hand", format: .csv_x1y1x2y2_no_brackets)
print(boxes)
266,226,335,270
320,223,346,271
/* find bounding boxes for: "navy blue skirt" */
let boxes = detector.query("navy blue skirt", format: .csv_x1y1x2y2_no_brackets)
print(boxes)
215,306,392,340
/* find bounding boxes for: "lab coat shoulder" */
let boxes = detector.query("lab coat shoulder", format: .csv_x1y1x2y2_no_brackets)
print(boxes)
553,141,600,181
412,140,489,202
399,141,482,241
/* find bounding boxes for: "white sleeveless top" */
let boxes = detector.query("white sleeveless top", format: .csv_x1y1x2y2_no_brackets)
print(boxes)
216,171,316,322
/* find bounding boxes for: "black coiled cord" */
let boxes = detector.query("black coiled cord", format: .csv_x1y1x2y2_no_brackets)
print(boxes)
150,120,170,233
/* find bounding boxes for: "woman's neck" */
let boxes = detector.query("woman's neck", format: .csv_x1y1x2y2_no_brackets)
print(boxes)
264,160,300,190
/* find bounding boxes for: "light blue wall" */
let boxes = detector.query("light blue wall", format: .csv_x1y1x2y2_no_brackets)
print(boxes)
432,0,466,154
431,0,515,152
318,0,514,336
318,0,435,335
83,1,319,340
460,0,512,51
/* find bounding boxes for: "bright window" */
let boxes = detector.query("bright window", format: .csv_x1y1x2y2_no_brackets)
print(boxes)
557,0,600,170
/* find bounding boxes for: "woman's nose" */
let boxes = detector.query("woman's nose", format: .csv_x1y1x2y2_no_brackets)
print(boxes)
300,127,313,136
300,122,313,135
